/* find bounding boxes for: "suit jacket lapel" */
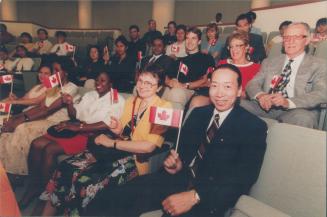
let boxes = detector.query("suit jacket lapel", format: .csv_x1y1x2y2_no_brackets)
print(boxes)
213,106,240,140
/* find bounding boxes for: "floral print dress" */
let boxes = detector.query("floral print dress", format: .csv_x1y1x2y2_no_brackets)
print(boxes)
40,113,144,216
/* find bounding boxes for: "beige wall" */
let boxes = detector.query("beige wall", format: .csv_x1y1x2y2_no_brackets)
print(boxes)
175,0,251,25
255,1,327,33
16,1,79,29
92,1,152,36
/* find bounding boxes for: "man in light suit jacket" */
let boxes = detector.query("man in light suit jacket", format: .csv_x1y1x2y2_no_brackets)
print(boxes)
84,64,267,217
241,22,327,128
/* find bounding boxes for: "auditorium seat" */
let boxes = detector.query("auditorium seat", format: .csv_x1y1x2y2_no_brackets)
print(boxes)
68,31,84,38
22,71,38,92
222,26,235,35
267,31,279,44
84,31,99,38
267,42,283,58
314,40,327,60
261,32,267,44
140,121,326,217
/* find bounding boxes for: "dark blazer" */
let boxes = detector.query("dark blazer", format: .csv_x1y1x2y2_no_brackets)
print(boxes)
140,54,173,74
221,33,266,63
179,104,267,215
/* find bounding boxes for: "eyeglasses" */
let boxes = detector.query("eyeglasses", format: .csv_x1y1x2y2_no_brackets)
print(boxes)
136,80,157,88
227,44,245,50
283,35,307,42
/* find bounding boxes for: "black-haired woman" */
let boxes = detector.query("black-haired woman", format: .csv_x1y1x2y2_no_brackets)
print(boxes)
107,35,136,93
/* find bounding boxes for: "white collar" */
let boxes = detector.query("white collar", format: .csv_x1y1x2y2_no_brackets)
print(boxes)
212,107,233,126
286,52,305,63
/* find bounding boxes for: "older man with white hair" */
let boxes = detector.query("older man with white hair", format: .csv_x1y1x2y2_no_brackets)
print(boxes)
241,22,327,128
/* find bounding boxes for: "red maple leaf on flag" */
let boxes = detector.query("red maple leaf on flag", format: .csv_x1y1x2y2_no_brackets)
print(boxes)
4,76,11,81
51,77,57,83
158,111,170,121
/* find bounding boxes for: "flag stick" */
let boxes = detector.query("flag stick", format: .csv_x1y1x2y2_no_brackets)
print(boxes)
10,79,14,94
57,72,64,93
110,88,113,105
176,70,180,81
6,104,12,121
72,46,76,60
174,110,184,152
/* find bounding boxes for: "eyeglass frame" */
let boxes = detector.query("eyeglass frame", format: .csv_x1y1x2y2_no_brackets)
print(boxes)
227,43,246,50
136,79,158,88
282,35,308,42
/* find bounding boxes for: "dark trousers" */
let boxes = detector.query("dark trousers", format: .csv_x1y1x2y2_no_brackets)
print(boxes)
84,169,226,217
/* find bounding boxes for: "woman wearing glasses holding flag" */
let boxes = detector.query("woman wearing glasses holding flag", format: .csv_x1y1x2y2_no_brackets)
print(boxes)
39,64,171,216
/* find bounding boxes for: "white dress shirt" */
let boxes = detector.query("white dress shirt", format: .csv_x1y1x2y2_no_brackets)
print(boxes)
207,107,233,130
284,52,305,108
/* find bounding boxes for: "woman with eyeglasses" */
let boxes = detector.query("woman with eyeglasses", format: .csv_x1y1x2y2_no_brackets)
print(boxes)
189,30,260,109
40,64,171,216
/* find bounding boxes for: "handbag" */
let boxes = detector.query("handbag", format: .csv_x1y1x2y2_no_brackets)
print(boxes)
87,131,131,163
47,122,79,138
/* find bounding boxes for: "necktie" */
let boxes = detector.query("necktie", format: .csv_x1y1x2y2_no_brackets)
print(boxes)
276,59,293,98
148,56,156,65
189,114,220,178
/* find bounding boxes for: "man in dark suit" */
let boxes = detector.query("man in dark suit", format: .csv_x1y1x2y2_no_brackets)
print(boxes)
140,36,173,76
221,13,266,63
84,64,267,217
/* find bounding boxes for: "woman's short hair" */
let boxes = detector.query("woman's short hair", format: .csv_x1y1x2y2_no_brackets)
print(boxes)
142,64,165,87
206,23,219,40
316,17,327,28
55,31,67,38
115,35,129,47
227,30,249,47
16,45,28,53
53,56,77,82
87,45,102,59
176,24,187,33
37,28,48,36
20,32,33,42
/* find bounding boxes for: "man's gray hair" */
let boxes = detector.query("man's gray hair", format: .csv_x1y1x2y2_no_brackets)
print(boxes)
287,22,311,36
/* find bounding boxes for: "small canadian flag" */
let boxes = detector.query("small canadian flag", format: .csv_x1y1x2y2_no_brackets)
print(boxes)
178,62,189,76
38,41,44,48
110,88,119,104
43,72,61,88
149,106,183,128
0,103,11,113
270,75,282,89
65,43,75,52
0,75,13,84
137,51,143,62
206,66,215,74
171,44,179,53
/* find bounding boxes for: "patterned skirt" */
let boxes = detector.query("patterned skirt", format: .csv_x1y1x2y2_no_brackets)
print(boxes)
40,150,138,216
